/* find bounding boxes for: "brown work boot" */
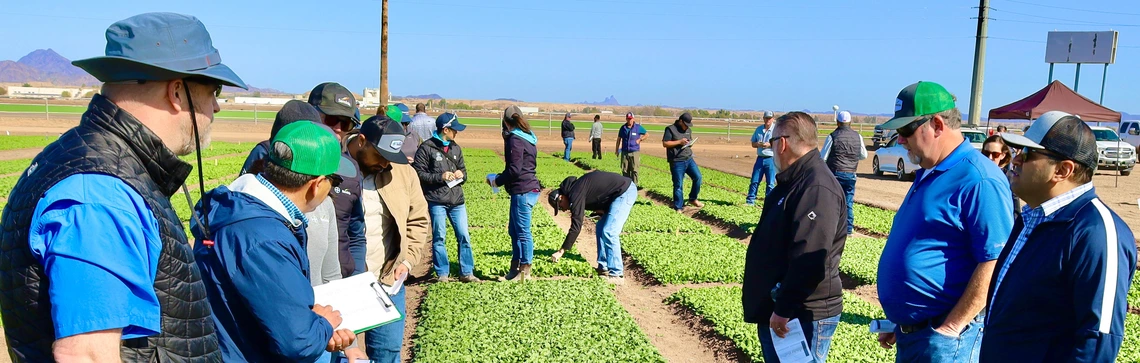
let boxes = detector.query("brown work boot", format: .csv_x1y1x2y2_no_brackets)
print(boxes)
500,259,521,281
688,199,704,208
519,264,533,282
458,275,482,283
596,264,608,276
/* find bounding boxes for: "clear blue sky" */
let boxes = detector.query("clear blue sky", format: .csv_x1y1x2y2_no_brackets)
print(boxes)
2,0,1138,115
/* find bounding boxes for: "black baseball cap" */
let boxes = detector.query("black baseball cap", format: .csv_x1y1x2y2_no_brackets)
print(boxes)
678,112,693,125
270,100,323,139
548,176,577,215
359,116,409,164
308,82,360,124
880,81,956,130
1000,111,1098,169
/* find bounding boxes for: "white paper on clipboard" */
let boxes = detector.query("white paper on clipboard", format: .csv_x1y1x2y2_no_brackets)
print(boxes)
312,273,403,334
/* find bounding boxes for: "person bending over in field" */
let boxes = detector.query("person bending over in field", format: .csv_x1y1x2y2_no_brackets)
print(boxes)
548,170,638,285
193,122,359,362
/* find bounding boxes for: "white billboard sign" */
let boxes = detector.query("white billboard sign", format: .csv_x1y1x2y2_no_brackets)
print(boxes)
1045,31,1118,64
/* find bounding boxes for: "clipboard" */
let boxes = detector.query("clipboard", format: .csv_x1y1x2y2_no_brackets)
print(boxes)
681,137,699,149
313,273,404,334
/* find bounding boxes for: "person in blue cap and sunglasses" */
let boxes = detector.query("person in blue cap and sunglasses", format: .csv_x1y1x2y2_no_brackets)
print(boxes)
411,113,481,283
0,12,243,361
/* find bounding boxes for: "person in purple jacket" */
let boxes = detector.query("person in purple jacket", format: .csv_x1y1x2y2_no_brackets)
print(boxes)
489,105,541,282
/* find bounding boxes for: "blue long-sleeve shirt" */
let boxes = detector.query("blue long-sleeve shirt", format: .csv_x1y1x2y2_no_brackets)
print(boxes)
981,187,1137,362
193,174,333,362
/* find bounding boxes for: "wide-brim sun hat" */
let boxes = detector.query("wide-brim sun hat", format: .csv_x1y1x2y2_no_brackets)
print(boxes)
72,12,247,89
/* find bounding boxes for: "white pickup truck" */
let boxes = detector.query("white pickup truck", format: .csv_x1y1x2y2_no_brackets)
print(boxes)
1090,126,1136,176
1118,121,1140,150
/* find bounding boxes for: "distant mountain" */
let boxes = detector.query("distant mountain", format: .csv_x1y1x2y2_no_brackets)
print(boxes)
0,49,100,86
495,98,522,102
1123,111,1137,120
222,85,287,96
581,95,620,106
399,94,443,100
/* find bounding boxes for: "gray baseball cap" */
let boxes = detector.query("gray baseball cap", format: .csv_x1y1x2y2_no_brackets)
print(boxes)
764,111,775,118
308,82,360,124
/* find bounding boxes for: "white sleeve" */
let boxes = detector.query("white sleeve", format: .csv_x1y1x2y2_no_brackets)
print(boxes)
858,134,868,160
820,135,833,160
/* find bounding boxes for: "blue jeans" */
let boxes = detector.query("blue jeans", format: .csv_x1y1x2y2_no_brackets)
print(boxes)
563,138,574,161
363,287,406,363
894,317,984,363
758,313,841,363
747,156,777,203
834,171,856,235
596,184,637,276
428,203,474,277
509,191,539,265
669,158,702,210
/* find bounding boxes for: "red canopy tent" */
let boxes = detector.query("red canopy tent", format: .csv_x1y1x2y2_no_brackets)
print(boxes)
988,80,1121,122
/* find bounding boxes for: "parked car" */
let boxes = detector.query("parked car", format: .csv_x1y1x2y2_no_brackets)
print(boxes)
1118,120,1140,150
1090,126,1136,176
962,129,987,150
872,124,895,147
872,135,921,180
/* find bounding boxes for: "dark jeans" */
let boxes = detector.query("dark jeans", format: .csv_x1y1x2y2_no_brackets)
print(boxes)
747,156,776,204
669,158,702,210
834,171,856,234
591,138,602,159
363,287,406,363
894,315,984,363
757,313,841,363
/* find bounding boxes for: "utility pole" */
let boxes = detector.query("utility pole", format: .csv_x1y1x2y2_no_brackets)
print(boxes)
967,0,989,128
378,0,389,115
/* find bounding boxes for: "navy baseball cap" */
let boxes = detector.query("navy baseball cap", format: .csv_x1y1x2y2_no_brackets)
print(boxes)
270,100,323,139
72,12,247,89
360,116,409,164
436,112,466,131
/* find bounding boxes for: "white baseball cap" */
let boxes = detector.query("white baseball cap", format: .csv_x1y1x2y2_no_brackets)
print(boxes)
1000,110,1071,150
837,111,852,123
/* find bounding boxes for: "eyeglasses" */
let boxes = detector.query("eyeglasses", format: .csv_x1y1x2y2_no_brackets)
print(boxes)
324,116,355,130
1018,147,1064,162
185,78,223,97
325,174,343,189
981,150,1005,158
896,116,932,138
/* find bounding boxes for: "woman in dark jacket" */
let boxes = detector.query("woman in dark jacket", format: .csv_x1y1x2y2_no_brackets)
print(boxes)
983,135,1021,220
490,105,541,281
412,112,480,283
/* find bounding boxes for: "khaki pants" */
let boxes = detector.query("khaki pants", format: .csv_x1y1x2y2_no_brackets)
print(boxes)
620,151,640,184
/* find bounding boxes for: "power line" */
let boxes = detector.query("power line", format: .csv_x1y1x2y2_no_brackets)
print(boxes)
997,0,1140,17
990,8,1140,27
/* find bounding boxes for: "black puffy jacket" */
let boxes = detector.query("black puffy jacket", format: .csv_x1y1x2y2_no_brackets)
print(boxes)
412,136,467,206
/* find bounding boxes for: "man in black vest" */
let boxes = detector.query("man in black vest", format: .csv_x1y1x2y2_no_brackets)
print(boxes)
0,13,244,361
820,111,867,235
662,112,704,211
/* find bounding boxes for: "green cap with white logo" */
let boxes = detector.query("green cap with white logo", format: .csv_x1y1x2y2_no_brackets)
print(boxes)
269,122,357,178
880,81,957,130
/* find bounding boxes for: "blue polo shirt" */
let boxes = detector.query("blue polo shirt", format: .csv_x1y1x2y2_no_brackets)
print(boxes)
877,139,1013,326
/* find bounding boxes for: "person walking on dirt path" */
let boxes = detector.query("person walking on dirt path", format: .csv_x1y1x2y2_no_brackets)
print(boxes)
617,112,648,184
412,113,481,283
742,111,847,363
0,12,242,361
663,112,704,211
346,116,430,362
590,115,604,159
820,110,867,235
193,122,361,362
747,110,778,205
561,112,576,161
874,81,1013,363
308,82,369,279
239,100,343,287
982,113,1137,362
489,105,541,282
548,170,637,285
409,102,435,141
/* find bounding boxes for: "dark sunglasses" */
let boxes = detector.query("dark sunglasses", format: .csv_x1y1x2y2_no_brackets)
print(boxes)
326,174,344,189
1018,147,1064,162
186,78,223,97
981,150,1006,158
324,116,356,130
896,116,932,138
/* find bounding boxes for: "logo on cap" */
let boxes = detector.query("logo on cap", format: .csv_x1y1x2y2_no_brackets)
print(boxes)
389,139,404,150
895,99,903,112
336,96,352,107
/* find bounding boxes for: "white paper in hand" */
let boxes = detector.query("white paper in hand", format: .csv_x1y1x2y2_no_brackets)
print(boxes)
769,318,815,363
313,273,403,334
383,271,407,296
447,178,464,188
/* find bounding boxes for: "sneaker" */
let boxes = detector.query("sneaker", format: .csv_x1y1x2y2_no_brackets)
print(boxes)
596,265,608,276
605,275,625,285
745,202,755,207
688,200,705,208
458,275,482,283
551,250,565,263
437,275,451,283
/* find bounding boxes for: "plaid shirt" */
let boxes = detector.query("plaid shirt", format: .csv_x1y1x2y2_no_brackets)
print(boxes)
989,182,1093,311
256,173,308,226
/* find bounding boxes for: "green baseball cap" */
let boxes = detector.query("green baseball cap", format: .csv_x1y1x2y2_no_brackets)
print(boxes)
269,122,357,178
880,81,957,130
